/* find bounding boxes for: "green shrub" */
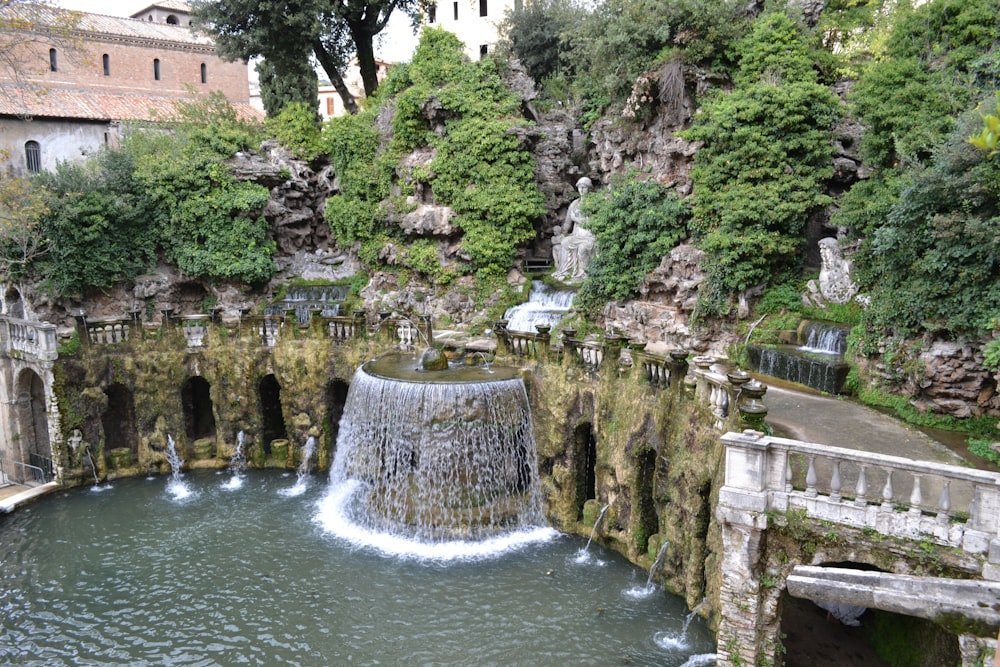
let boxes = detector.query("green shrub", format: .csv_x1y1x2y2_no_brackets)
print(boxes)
576,176,689,311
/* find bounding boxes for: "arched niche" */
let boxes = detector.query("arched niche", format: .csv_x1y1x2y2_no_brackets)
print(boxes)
102,383,139,463
181,376,216,448
258,374,286,452
573,421,596,520
4,286,24,318
14,368,51,481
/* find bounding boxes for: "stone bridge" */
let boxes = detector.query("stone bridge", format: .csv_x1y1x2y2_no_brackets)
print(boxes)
716,429,1000,667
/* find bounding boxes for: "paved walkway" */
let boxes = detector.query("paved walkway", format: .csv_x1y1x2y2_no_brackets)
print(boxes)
764,383,967,467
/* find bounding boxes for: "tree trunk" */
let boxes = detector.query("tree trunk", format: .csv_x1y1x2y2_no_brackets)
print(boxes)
313,40,358,115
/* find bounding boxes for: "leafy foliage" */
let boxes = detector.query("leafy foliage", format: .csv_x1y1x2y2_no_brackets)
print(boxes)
0,172,49,282
851,107,1000,342
681,12,841,314
128,94,274,285
34,149,157,296
576,177,689,310
266,101,323,162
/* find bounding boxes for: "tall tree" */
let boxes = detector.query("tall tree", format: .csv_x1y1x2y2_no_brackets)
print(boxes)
191,0,426,115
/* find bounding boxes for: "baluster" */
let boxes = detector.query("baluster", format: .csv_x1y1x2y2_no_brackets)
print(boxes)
908,474,923,515
855,464,868,507
936,480,952,523
830,460,842,502
785,457,793,492
881,469,894,511
805,456,818,497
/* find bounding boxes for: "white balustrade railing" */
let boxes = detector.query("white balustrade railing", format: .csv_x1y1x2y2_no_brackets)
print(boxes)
575,341,604,373
1,316,58,362
692,362,733,430
720,430,1000,560
326,317,357,344
257,316,282,347
88,319,131,345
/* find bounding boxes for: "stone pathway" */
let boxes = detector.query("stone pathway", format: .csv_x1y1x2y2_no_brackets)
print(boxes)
764,383,966,466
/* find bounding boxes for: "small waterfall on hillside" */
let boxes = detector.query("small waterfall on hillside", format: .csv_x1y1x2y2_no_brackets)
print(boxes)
316,352,554,557
222,430,247,490
265,284,350,324
748,320,851,394
504,281,575,333
280,436,316,497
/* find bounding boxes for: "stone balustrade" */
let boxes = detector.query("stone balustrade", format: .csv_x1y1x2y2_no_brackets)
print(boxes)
1,317,58,362
719,429,1000,566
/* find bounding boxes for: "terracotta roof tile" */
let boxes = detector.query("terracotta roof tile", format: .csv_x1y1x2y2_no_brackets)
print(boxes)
0,83,262,122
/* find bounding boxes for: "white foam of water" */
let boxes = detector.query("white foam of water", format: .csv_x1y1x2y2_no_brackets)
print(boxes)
314,482,557,561
89,484,112,493
622,583,657,599
279,478,308,497
653,631,690,651
679,653,718,667
221,475,245,491
166,478,194,501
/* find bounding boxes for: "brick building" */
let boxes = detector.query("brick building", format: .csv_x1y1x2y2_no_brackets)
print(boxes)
0,1,257,174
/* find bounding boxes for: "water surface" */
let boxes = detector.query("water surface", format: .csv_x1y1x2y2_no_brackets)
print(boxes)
0,471,714,666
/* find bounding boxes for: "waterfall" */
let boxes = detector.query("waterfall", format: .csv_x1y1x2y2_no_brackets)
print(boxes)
654,597,708,651
504,281,575,333
748,320,851,394
316,353,554,556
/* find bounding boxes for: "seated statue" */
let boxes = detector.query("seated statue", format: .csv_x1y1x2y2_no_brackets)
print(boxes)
552,177,596,284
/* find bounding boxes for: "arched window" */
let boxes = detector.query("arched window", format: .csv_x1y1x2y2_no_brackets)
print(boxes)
480,0,488,16
25,141,41,173
166,14,178,24
102,54,110,76
427,3,436,22
48,48,57,72
200,63,207,84
153,58,160,81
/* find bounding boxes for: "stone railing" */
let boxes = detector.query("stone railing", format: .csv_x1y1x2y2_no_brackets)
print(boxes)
1,316,58,363
719,429,1000,565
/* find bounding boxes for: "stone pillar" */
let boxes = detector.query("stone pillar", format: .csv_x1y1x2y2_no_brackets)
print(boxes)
715,430,780,667
493,320,510,357
535,325,551,360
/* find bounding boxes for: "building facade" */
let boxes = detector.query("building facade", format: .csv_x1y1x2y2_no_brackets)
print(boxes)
0,1,255,174
425,0,518,60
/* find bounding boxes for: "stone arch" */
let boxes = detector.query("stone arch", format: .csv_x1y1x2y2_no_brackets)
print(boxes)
325,378,349,460
635,447,658,553
181,376,216,449
259,374,286,453
102,383,139,465
573,421,596,519
778,560,960,667
14,368,52,481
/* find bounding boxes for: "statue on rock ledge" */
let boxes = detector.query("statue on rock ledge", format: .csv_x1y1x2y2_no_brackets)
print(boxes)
552,177,596,284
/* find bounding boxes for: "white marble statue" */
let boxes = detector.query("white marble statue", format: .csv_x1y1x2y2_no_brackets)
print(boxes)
552,177,596,284
817,237,858,304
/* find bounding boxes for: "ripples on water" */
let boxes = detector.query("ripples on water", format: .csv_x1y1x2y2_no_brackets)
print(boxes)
0,471,715,666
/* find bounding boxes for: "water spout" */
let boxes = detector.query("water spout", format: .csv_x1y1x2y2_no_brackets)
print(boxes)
624,539,669,598
280,436,316,497
222,430,247,491
165,435,192,500
575,504,609,564
654,597,708,651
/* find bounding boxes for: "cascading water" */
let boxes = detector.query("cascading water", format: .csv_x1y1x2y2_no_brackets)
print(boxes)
222,430,247,490
656,597,709,650
164,435,192,500
748,320,851,394
280,435,316,497
503,280,575,333
316,352,555,558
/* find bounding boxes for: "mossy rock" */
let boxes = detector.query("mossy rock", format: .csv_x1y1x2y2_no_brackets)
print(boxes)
647,533,666,561
270,439,290,466
582,499,604,527
109,447,133,470
191,438,216,460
